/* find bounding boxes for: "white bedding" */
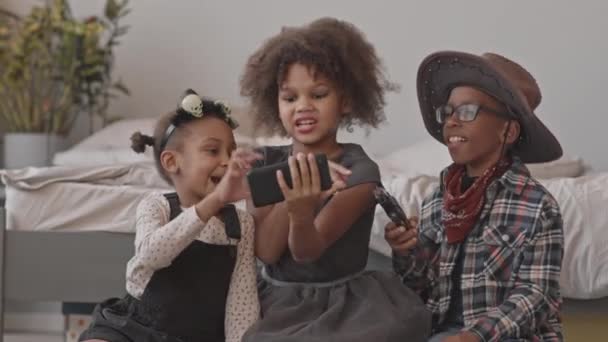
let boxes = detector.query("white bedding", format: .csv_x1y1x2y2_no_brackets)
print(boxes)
1,163,171,232
53,118,258,167
375,138,586,179
0,163,251,233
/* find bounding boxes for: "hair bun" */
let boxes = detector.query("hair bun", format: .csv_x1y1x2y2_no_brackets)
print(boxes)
130,131,155,153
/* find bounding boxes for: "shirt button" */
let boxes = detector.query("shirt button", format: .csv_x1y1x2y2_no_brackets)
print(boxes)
502,234,510,242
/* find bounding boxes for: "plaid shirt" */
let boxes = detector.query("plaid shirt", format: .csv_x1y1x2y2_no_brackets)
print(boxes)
393,158,564,342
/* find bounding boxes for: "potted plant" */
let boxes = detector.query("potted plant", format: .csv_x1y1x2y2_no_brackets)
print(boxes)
0,0,130,169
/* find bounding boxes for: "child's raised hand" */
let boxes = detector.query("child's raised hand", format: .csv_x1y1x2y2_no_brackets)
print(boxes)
214,148,262,204
277,153,347,220
384,218,418,256
327,160,351,183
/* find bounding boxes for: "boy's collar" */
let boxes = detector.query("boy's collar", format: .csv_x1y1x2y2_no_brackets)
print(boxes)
440,157,531,196
496,157,531,196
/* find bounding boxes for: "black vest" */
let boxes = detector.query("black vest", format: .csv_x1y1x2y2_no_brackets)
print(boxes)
138,193,241,342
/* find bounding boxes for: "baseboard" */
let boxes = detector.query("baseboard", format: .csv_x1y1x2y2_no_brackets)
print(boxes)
3,312,65,334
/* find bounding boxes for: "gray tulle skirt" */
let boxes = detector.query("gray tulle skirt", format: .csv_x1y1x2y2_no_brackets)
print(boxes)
242,270,431,342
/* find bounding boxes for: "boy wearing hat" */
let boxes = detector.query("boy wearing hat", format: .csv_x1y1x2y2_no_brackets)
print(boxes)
386,52,564,341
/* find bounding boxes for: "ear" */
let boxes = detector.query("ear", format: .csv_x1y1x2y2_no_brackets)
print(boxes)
160,150,180,176
504,120,521,145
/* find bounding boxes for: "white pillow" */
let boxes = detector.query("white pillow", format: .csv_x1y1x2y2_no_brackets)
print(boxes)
54,118,156,166
378,138,585,179
53,146,152,167
54,118,256,167
377,139,451,178
253,135,292,146
74,118,157,149
526,157,585,179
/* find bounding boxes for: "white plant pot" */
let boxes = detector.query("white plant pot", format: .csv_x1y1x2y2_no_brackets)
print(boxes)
3,133,67,169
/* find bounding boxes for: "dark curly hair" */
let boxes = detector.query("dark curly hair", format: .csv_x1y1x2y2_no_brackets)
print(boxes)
240,17,397,136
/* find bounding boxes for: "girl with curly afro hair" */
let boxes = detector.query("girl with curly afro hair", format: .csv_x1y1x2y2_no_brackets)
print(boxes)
240,17,431,342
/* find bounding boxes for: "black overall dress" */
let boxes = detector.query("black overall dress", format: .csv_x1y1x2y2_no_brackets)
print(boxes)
79,193,241,342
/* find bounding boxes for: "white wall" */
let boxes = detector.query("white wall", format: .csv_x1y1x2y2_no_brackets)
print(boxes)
6,0,607,170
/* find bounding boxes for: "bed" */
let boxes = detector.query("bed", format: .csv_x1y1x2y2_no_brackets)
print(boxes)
1,118,607,340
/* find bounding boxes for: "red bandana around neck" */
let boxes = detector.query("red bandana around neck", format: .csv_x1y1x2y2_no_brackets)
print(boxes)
442,157,512,244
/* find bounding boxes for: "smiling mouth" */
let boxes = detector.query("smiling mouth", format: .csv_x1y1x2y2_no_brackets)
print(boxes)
295,118,317,128
295,117,317,132
448,136,468,143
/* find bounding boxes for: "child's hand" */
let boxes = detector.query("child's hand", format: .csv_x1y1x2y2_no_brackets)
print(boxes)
384,218,418,256
214,148,262,204
328,160,351,183
277,153,346,221
322,160,350,200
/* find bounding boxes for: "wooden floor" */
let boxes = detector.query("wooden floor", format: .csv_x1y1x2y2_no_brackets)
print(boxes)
3,333,63,342
563,314,608,341
2,308,608,341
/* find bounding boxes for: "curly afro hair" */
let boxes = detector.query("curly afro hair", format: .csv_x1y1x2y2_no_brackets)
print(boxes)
240,17,397,136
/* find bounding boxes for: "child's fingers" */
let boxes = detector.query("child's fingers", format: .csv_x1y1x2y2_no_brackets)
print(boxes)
334,179,346,191
385,225,416,242
232,148,262,167
231,156,245,169
394,229,417,245
276,170,291,197
328,161,351,183
328,161,351,176
229,157,249,176
243,152,263,164
296,153,311,193
384,226,406,241
384,221,397,232
288,156,301,190
393,237,418,254
320,179,345,201
330,179,346,194
239,161,251,174
308,153,321,191
408,216,419,229
236,150,261,165
233,147,262,158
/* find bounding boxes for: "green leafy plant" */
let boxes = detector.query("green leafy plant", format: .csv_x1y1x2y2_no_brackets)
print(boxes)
0,0,130,135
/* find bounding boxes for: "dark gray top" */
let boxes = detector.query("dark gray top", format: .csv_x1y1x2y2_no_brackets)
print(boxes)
255,143,381,282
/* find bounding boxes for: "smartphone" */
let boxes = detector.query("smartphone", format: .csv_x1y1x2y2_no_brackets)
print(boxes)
374,186,410,229
247,154,333,207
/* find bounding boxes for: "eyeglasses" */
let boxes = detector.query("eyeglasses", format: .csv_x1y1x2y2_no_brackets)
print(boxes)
435,104,510,124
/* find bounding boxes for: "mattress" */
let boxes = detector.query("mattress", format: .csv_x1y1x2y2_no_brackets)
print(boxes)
0,162,251,233
1,163,171,233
